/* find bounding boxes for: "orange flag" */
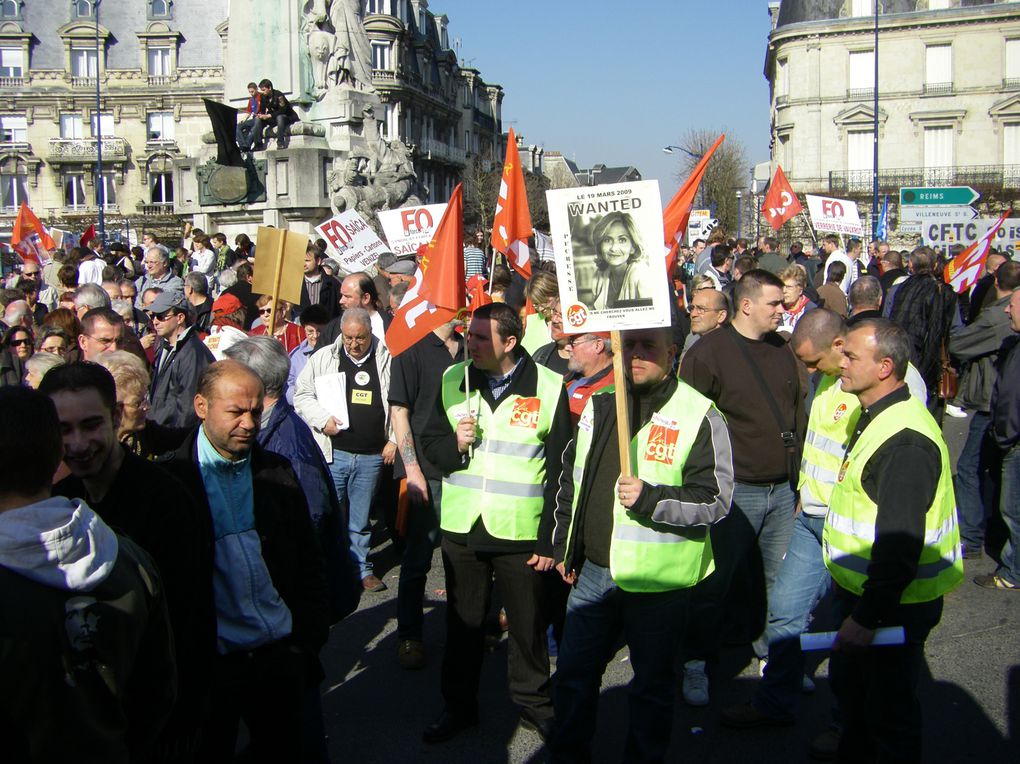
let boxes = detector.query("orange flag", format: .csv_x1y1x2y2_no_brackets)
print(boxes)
11,202,56,264
386,186,466,357
944,210,1010,294
466,275,493,311
490,127,533,279
662,134,725,273
761,165,803,231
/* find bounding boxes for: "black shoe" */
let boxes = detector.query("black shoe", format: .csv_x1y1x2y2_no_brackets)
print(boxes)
422,709,478,744
520,711,554,741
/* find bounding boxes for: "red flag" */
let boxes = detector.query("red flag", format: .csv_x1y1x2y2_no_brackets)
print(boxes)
761,165,803,231
466,275,493,311
81,224,96,248
386,186,467,357
944,211,1011,294
418,184,466,311
662,134,725,273
11,202,56,264
490,128,533,278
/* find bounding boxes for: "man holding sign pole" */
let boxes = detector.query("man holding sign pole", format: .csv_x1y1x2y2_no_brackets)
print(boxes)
549,326,734,762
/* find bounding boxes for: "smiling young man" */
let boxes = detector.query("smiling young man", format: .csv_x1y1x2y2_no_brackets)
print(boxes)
825,318,962,762
42,362,215,757
550,326,733,762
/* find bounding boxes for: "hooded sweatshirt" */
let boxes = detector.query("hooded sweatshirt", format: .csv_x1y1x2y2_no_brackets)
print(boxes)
0,496,176,762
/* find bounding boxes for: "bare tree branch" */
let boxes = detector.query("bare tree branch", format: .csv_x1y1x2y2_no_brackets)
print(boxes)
671,128,749,236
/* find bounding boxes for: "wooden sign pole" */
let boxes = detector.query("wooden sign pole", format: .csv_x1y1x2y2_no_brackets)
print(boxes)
610,330,632,477
266,232,287,336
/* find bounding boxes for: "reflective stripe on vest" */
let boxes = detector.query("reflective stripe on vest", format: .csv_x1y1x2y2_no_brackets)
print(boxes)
565,382,717,593
439,361,563,540
798,374,860,507
823,396,964,602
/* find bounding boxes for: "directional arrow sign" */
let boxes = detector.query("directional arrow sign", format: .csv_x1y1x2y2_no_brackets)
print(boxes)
900,205,979,223
900,186,979,206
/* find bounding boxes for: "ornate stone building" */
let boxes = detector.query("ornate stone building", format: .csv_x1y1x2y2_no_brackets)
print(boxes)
765,0,1020,228
0,0,503,243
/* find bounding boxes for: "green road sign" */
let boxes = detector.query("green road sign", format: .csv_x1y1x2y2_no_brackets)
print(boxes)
900,186,979,206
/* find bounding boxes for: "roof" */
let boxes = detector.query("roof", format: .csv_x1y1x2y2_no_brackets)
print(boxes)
776,0,998,29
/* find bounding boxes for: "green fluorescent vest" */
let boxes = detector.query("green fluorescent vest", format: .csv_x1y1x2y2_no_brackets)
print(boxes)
823,397,964,602
799,374,861,507
440,360,563,540
566,382,717,593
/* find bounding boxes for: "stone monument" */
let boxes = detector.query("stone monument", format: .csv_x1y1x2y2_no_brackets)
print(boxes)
177,0,425,240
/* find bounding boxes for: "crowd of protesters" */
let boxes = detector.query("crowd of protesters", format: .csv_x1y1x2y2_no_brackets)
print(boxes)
0,220,1017,764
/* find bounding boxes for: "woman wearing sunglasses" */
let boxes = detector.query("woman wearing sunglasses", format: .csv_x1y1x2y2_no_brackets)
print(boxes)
0,325,33,386
248,295,305,353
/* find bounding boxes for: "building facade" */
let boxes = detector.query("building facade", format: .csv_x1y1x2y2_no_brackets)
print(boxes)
765,0,1020,229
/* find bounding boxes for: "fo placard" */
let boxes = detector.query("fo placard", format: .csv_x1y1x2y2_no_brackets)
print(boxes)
546,180,670,333
378,204,448,258
315,210,390,274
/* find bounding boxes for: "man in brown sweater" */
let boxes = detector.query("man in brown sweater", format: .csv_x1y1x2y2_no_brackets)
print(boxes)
678,269,806,707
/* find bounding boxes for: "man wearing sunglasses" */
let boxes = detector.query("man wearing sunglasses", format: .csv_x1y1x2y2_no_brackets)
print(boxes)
563,332,613,424
148,292,215,428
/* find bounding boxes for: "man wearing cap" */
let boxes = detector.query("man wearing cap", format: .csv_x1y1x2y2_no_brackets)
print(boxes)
148,291,215,428
205,293,250,360
384,256,417,288
299,244,342,322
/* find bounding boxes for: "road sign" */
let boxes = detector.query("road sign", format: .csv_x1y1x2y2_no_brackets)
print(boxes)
899,186,979,206
900,205,978,224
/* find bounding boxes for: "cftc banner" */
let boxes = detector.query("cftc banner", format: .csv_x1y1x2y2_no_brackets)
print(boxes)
922,218,1020,257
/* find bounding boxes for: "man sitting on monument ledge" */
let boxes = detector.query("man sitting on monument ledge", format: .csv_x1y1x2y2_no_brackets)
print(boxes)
252,78,298,151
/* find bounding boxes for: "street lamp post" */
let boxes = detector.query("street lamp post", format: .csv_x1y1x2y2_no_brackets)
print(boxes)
735,190,742,238
872,0,879,239
95,0,105,246
663,144,705,208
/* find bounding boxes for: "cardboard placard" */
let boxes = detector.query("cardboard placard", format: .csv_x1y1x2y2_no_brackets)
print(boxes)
315,210,390,274
378,203,448,258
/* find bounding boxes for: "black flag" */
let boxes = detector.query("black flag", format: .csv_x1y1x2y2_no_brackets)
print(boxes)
203,99,245,168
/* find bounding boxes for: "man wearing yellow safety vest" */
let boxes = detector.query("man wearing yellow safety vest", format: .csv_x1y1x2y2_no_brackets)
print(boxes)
825,318,963,762
420,302,572,744
548,326,734,763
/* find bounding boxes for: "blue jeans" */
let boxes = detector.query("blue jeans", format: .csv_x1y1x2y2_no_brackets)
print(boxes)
236,118,257,150
954,411,998,552
396,478,442,640
753,512,831,719
996,443,1020,585
686,480,796,662
328,450,384,579
550,561,688,764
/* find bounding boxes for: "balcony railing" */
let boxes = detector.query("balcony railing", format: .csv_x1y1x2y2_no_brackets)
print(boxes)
846,87,874,101
1004,77,1020,90
829,165,1020,195
0,75,23,87
923,82,953,96
139,202,175,216
419,137,466,165
147,75,174,86
70,75,97,88
472,108,495,133
48,137,129,163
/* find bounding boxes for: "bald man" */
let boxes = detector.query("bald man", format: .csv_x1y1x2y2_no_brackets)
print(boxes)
161,360,329,761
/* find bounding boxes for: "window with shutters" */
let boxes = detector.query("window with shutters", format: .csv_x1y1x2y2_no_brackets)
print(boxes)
1004,124,1020,188
925,44,952,95
850,0,872,17
0,115,26,143
1006,39,1020,87
847,130,874,192
848,50,874,99
0,48,23,79
923,126,954,184
60,114,84,139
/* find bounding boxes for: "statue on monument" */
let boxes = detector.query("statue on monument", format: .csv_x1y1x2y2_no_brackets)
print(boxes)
303,0,377,99
326,105,427,221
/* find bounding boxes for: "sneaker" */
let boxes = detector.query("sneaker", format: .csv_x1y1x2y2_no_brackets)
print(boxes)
721,703,795,729
682,660,709,707
361,574,388,593
809,727,841,760
945,404,967,418
974,574,1020,590
757,657,768,678
398,639,426,670
803,674,816,693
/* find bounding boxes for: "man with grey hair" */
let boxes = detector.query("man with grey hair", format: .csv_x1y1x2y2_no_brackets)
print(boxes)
295,306,395,593
2,299,30,331
135,247,183,309
73,283,111,318
847,275,884,325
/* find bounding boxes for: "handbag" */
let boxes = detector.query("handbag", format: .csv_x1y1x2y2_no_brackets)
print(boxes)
938,341,959,401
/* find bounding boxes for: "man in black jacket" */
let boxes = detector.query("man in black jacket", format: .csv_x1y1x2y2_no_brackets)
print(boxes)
43,362,215,759
298,244,342,321
148,291,215,428
253,78,298,150
161,360,330,761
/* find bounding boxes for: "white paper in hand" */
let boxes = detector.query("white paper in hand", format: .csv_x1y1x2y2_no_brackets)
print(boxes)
314,372,349,430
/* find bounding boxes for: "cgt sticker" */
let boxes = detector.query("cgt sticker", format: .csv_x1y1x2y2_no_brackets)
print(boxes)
644,424,678,465
833,403,848,422
509,397,542,429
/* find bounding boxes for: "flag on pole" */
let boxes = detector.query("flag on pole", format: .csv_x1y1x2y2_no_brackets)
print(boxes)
761,165,804,231
943,211,1011,294
11,202,56,264
81,223,96,248
466,275,493,311
490,128,533,279
385,186,466,356
662,134,725,273
875,194,889,241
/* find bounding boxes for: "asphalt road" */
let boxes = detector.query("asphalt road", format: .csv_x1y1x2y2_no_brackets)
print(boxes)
319,413,1020,763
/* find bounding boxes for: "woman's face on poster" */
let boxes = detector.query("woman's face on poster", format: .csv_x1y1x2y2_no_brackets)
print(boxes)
598,221,634,268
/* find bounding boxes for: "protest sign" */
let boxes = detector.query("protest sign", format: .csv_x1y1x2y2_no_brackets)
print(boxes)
547,180,671,334
806,194,864,236
252,226,308,333
378,203,448,258
315,209,390,274
922,217,1020,258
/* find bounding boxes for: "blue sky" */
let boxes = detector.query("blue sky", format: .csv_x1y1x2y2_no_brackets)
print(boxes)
434,0,775,198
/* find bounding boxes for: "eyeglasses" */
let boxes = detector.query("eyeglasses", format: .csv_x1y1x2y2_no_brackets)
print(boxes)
258,307,274,315
146,310,175,322
10,337,31,347
567,336,598,349
342,334,371,344
689,304,721,314
122,394,151,411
